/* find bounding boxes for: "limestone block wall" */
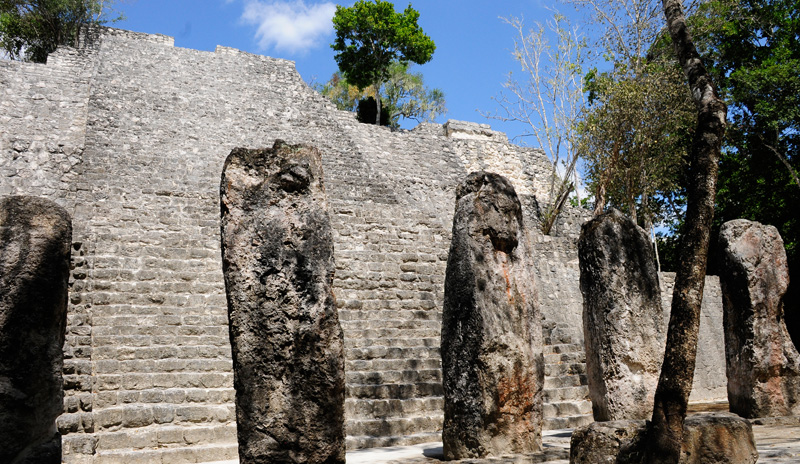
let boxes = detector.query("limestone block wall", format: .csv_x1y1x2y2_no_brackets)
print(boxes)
0,27,728,463
660,273,728,402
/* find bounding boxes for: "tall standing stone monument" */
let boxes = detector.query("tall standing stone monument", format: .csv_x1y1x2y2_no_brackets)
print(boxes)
0,196,72,464
441,171,543,460
220,141,346,464
578,208,665,421
718,219,800,417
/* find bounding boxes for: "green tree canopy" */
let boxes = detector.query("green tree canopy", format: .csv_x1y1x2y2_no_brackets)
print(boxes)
692,0,799,263
579,60,695,232
0,0,119,62
331,0,435,125
319,61,446,129
640,0,799,277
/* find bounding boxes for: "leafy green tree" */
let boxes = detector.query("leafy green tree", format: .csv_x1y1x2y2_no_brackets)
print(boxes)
690,0,799,344
331,0,435,126
691,0,799,259
0,0,119,62
318,61,446,129
579,60,695,234
645,0,799,279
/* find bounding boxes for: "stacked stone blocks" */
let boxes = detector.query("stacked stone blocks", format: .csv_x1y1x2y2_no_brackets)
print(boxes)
0,27,730,462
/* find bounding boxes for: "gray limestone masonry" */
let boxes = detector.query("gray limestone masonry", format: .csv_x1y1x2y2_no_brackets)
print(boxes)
0,27,726,464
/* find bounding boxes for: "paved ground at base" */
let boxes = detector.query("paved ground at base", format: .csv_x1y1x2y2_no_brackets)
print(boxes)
206,414,800,464
345,415,800,464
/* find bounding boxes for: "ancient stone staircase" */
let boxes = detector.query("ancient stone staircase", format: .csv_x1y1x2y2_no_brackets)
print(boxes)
542,322,594,430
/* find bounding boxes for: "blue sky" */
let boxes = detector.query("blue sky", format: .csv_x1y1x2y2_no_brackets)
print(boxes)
114,0,579,140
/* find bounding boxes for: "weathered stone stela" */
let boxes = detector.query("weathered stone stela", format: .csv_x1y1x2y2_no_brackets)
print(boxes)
718,219,800,417
441,171,544,459
0,196,72,464
578,209,665,421
220,141,346,464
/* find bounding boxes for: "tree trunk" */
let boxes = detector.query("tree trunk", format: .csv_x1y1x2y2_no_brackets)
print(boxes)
374,82,382,126
643,1,727,463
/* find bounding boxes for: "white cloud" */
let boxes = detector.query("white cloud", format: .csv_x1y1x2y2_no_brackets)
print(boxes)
241,1,337,54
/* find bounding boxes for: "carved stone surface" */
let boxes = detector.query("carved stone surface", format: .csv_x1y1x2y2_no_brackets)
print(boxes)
220,141,345,464
0,196,72,464
570,413,758,464
718,219,800,418
441,171,543,459
577,208,665,421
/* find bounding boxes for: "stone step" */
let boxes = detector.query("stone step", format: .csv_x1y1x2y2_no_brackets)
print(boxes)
90,403,235,431
93,423,237,452
339,309,442,323
341,319,440,332
346,431,443,451
543,400,593,418
345,414,443,438
345,396,444,420
344,336,439,349
543,385,590,403
544,326,583,346
341,327,441,340
345,345,439,361
347,382,443,400
544,351,585,365
543,343,584,355
93,442,238,464
544,373,588,389
346,369,441,385
544,414,594,431
91,387,234,411
346,357,441,372
544,362,587,377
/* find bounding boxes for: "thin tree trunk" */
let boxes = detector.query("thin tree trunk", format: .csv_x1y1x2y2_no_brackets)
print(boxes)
374,82,382,126
652,226,661,273
643,0,727,462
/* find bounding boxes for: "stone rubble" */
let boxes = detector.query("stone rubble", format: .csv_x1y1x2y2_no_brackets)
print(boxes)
569,413,758,464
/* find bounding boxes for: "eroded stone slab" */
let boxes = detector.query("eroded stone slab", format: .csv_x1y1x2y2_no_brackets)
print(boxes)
441,171,543,460
0,196,72,464
577,209,665,420
570,413,758,464
220,141,345,464
718,219,800,418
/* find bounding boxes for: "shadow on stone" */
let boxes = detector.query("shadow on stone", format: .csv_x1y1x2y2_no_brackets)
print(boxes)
0,196,72,464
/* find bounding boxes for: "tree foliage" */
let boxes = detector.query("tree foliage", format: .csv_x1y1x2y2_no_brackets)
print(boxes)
318,61,446,129
331,0,435,126
567,0,699,271
579,59,695,230
641,0,799,277
0,0,119,62
488,13,587,235
692,0,799,266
